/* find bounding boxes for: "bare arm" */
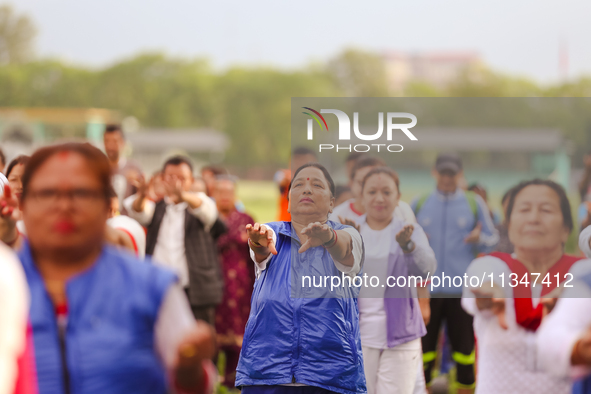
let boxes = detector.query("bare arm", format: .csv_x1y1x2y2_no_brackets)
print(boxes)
299,223,355,267
246,223,278,264
0,185,21,250
131,174,149,213
326,229,354,267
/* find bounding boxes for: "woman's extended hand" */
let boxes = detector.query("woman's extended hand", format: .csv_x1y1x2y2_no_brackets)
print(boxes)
174,320,217,392
395,224,414,251
471,288,508,330
246,223,277,255
0,185,20,246
338,216,360,232
299,222,334,253
572,326,591,366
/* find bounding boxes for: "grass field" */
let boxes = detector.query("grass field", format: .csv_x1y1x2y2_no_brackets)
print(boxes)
236,180,279,224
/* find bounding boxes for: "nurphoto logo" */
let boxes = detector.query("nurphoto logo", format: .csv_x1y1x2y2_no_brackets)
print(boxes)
302,107,418,153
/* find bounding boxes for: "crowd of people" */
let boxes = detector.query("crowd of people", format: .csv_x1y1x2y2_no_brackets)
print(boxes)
1,125,591,394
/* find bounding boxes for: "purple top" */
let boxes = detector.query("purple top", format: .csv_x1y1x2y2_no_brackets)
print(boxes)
361,216,437,348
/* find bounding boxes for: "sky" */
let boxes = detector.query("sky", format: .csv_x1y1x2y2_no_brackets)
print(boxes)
12,0,591,83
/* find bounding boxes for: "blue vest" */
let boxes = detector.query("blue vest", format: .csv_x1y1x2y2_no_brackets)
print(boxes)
19,241,177,394
235,221,367,394
573,273,591,394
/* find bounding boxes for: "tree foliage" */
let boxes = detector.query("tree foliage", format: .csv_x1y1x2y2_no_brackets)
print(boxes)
0,4,36,64
0,11,590,168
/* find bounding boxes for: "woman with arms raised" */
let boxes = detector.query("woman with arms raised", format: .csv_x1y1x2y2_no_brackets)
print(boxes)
356,167,436,394
462,179,590,394
236,163,366,394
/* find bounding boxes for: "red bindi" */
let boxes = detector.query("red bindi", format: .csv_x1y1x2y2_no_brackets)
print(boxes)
307,178,310,180
57,151,71,160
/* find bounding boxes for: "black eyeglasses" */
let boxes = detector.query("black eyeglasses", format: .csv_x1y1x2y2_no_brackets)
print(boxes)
26,188,105,207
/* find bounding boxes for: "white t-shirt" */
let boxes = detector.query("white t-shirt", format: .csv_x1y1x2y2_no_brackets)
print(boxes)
329,198,416,224
0,173,8,195
107,215,147,259
124,193,218,287
461,255,591,394
358,223,392,349
537,282,591,382
357,218,436,351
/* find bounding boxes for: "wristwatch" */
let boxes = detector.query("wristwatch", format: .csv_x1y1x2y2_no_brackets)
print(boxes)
402,240,415,253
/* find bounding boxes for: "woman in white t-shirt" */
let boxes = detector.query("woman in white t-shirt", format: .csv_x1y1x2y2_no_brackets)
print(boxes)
357,167,436,394
462,179,591,394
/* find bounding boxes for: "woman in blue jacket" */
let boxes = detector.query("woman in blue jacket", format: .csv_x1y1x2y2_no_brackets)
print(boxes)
10,143,216,394
236,163,367,394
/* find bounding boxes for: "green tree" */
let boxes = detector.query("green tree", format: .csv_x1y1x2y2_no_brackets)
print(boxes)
327,48,389,97
0,4,36,64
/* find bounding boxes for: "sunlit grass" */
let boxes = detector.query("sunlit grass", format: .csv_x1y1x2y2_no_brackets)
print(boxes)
237,180,279,224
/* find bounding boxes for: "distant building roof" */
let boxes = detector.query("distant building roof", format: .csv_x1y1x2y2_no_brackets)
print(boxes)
128,129,229,153
382,51,482,92
384,51,480,62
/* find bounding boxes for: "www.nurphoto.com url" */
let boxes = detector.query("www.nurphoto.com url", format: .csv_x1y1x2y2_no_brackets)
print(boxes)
301,272,575,292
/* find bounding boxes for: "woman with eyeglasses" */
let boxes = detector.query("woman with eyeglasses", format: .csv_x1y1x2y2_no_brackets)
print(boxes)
11,143,216,394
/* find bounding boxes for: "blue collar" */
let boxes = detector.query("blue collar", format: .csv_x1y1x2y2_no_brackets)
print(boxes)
19,239,108,285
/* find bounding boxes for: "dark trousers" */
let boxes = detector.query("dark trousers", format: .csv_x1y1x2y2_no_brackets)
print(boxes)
219,345,241,388
421,297,475,387
183,288,216,325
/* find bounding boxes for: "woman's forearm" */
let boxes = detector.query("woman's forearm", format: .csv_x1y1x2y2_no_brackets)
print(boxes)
326,230,354,267
0,220,18,246
249,241,272,263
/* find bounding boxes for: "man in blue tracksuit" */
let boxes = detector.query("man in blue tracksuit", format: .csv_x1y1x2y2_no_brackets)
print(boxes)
412,154,498,394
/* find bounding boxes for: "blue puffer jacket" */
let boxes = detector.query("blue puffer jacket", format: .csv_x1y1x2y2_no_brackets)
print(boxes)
19,240,177,394
411,188,499,294
573,272,591,394
235,221,366,394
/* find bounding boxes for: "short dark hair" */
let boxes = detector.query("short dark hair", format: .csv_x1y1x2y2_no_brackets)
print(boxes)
292,146,317,157
350,156,386,180
215,174,238,184
288,162,336,198
0,148,5,167
346,152,366,164
506,179,573,233
501,186,515,206
104,124,125,139
361,166,400,193
335,185,351,201
201,165,228,177
108,185,117,199
6,155,30,178
22,143,112,203
162,155,194,174
468,183,485,193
